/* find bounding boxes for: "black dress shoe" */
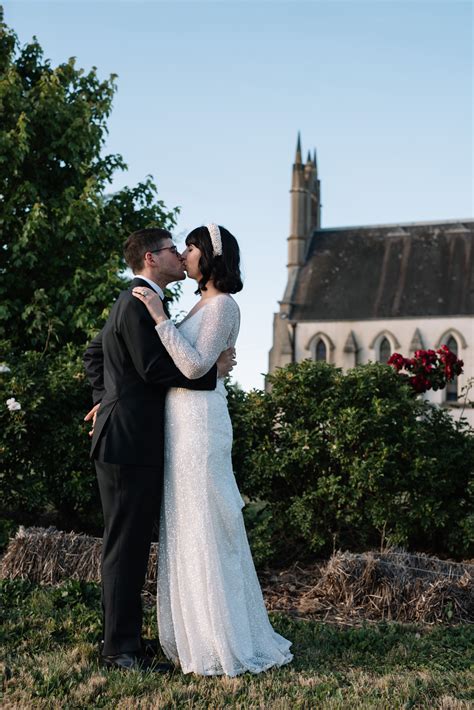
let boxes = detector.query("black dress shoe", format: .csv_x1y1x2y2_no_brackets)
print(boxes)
141,638,160,658
99,638,161,659
102,652,174,673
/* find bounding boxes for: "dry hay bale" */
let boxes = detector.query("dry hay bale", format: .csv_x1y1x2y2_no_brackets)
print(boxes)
0,526,102,585
2,528,473,624
413,571,474,623
0,526,159,592
298,550,474,624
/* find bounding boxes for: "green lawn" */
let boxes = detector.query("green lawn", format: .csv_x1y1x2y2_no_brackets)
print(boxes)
1,579,473,709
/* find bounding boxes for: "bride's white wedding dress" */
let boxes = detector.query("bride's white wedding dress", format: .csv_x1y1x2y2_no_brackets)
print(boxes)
153,293,293,676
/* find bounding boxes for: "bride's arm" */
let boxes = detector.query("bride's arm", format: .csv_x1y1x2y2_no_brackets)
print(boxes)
157,297,239,379
135,294,239,379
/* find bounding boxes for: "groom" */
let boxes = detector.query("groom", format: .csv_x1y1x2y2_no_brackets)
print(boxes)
83,227,235,673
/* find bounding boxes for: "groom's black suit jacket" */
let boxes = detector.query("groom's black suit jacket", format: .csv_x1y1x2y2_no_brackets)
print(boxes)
84,277,217,466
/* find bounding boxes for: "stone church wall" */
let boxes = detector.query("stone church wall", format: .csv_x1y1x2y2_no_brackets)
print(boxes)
293,315,474,427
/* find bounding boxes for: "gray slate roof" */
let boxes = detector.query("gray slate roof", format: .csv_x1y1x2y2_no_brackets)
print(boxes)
290,220,474,321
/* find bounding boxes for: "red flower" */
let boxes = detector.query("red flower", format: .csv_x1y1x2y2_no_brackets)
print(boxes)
388,345,463,394
388,353,405,371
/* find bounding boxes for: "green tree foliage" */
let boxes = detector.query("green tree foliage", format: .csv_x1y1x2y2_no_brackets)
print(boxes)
228,361,474,565
0,11,178,532
0,9,178,352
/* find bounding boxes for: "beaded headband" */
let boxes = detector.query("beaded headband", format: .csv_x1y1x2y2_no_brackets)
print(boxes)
206,223,223,256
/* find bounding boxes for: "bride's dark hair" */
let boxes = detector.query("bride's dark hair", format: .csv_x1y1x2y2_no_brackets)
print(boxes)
185,226,243,295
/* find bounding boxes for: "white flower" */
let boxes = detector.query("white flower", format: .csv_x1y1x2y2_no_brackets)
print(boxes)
6,398,21,412
0,364,11,373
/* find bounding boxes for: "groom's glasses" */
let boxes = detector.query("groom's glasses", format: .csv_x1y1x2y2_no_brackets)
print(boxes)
150,245,179,256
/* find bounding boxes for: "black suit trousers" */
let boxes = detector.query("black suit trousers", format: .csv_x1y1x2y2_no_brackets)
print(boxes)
95,460,162,656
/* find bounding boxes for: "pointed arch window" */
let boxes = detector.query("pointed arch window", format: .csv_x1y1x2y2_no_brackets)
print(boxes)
378,337,391,364
315,338,327,362
306,332,334,364
445,336,458,402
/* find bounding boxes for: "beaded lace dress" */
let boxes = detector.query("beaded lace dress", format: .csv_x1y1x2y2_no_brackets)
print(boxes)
154,294,293,676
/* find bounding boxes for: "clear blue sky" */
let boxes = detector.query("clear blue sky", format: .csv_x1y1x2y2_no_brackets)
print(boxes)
4,1,473,390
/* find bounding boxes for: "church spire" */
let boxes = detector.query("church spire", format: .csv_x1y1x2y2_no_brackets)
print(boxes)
271,137,322,375
288,134,322,283
291,131,305,190
295,132,302,164
288,133,308,274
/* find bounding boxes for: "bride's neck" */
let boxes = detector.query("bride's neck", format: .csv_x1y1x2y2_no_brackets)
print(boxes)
199,280,223,300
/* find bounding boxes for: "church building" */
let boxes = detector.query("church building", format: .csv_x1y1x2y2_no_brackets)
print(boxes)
268,135,474,425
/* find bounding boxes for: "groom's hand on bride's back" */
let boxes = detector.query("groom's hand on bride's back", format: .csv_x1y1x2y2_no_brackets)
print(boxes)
216,347,236,379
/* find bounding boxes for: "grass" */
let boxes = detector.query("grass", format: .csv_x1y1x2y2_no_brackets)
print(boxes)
1,579,473,709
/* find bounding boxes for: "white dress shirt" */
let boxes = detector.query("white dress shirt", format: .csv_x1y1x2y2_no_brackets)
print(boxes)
133,275,165,301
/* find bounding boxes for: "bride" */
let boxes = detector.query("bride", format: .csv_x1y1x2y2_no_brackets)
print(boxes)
132,224,292,677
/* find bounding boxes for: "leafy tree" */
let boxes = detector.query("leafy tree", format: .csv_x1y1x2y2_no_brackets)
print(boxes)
0,10,178,532
0,7,178,353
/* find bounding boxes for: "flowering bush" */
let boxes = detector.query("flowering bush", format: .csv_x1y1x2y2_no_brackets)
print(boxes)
388,346,464,394
6,397,21,412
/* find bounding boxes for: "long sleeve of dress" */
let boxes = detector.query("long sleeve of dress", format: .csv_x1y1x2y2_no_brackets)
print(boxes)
120,297,217,390
154,295,240,380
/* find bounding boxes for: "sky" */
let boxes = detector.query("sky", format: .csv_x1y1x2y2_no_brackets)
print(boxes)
4,0,473,390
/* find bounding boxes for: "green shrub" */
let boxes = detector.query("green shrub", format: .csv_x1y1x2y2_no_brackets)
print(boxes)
228,361,474,565
0,518,17,552
0,344,101,533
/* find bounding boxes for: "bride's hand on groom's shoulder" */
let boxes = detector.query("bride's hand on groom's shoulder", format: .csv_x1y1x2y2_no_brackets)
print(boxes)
132,287,167,324
84,403,100,437
217,347,237,379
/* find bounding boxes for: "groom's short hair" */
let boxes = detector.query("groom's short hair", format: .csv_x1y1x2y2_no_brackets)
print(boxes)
124,228,172,272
